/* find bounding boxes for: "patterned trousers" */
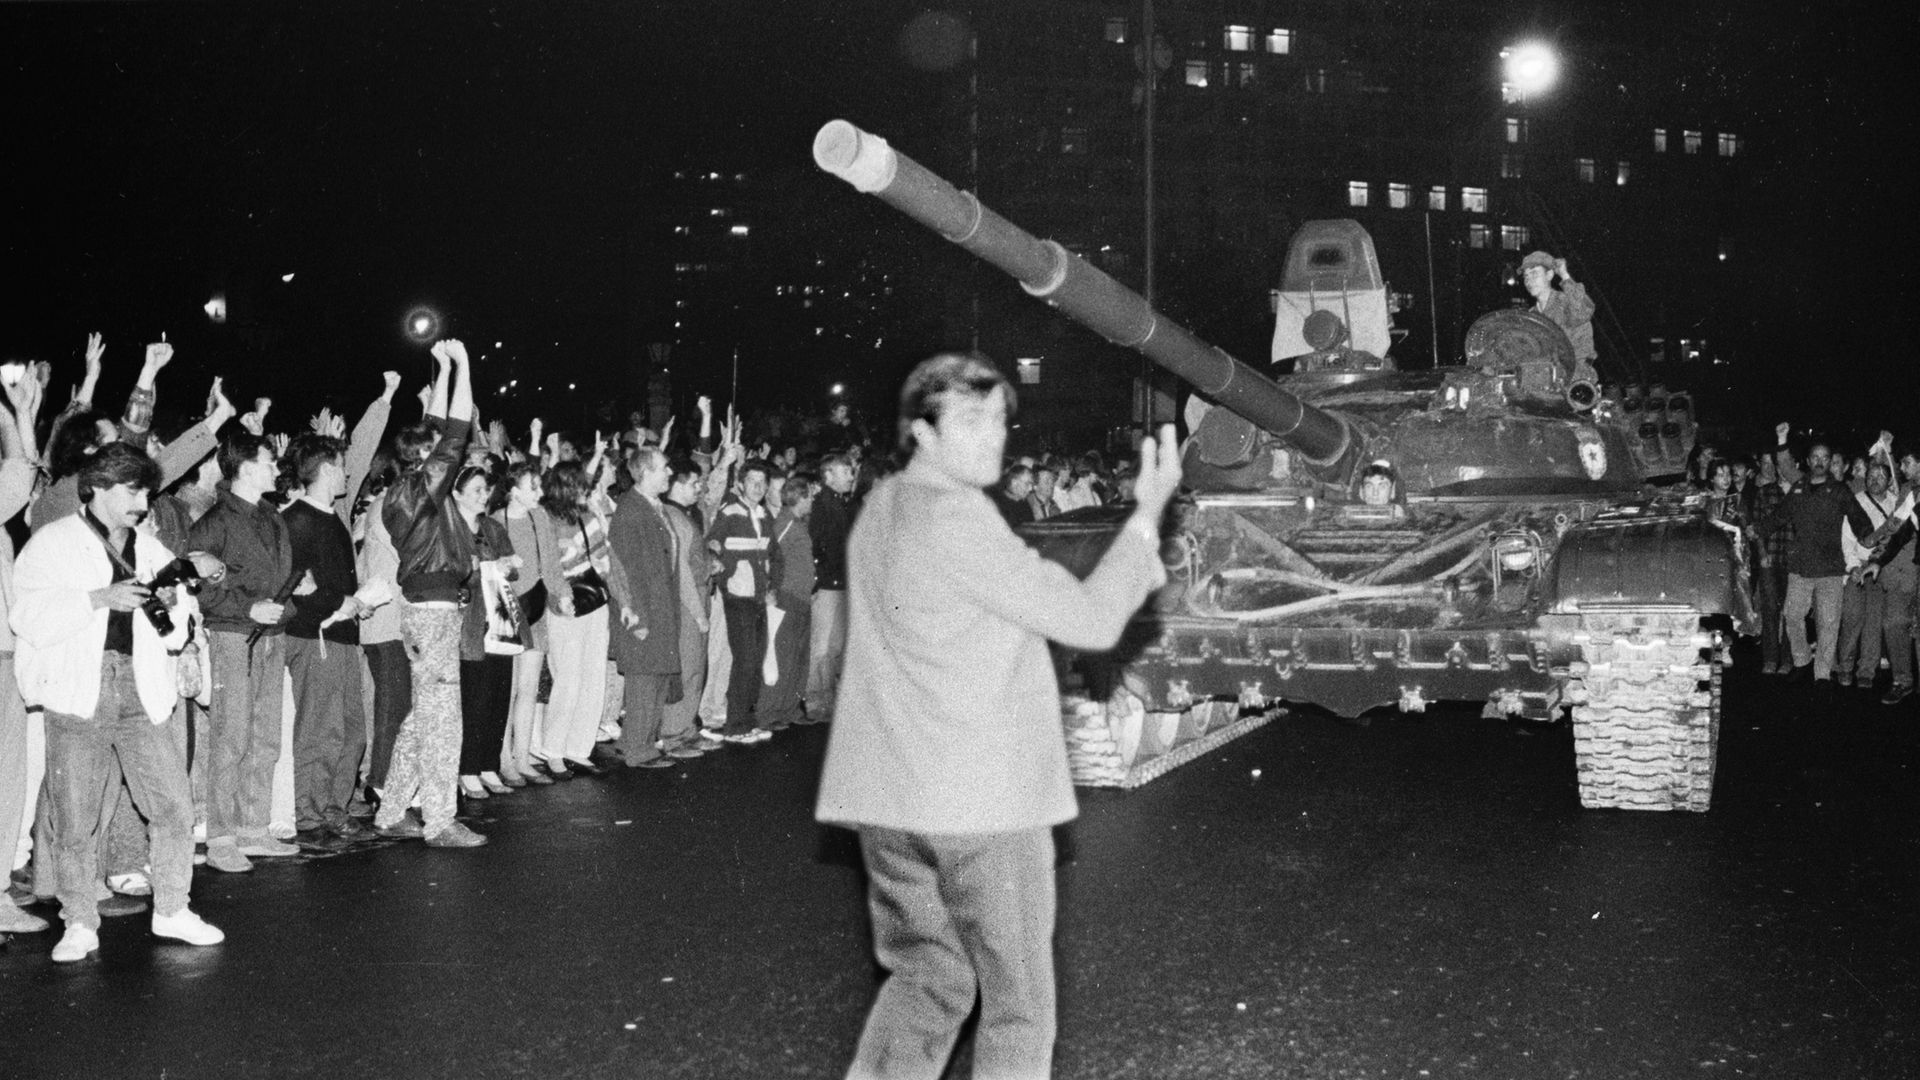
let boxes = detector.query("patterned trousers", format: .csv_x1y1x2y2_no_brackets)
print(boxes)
375,606,465,836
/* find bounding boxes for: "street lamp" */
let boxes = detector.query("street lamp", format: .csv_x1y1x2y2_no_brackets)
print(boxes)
403,306,442,343
1501,42,1559,100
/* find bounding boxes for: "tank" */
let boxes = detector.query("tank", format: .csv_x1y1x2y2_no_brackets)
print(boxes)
813,120,1754,811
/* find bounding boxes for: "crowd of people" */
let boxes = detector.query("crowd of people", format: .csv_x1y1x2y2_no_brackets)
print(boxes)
0,335,884,962
1696,423,1919,704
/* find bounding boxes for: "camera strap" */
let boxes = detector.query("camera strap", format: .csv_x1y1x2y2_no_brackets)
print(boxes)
81,509,139,584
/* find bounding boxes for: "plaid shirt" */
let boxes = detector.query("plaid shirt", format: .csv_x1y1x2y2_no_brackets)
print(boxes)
1751,482,1792,569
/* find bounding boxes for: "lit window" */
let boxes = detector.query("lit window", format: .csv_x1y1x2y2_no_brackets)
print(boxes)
674,263,690,273
1462,187,1488,213
1505,117,1526,143
1576,158,1596,183
1500,82,1520,104
1616,160,1631,186
1501,153,1523,179
1428,185,1447,211
1388,182,1410,209
1650,337,1667,363
1468,223,1490,249
730,224,750,236
1653,127,1668,152
1224,25,1252,51
1500,224,1530,251
1060,126,1089,154
1185,59,1209,87
675,299,686,308
709,207,728,218
1347,180,1370,208
1105,16,1127,44
673,225,689,236
1016,357,1042,385
1683,130,1702,154
1266,28,1292,54
1304,68,1326,93
1718,132,1740,157
1232,61,1258,88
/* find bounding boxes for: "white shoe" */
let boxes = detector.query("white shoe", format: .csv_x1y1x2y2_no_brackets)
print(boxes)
152,908,225,946
697,729,726,743
52,923,100,963
107,870,152,897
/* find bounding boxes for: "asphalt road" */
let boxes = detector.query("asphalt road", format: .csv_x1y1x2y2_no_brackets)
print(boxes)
2,644,1914,1079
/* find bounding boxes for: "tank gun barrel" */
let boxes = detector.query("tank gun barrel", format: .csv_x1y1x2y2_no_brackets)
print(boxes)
812,119,1353,467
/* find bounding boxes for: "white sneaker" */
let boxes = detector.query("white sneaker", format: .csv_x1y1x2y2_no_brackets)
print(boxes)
52,923,100,963
151,908,225,946
107,870,152,897
697,729,726,743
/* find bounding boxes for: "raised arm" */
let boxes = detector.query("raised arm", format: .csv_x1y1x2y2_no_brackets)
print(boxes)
0,374,44,525
340,373,399,523
75,332,104,410
117,340,173,442
152,379,236,491
445,339,474,423
427,342,452,421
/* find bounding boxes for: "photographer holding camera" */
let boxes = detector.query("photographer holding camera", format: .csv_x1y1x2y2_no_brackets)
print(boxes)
9,442,225,962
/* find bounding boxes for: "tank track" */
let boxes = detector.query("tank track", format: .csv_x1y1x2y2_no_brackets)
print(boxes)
1563,610,1720,811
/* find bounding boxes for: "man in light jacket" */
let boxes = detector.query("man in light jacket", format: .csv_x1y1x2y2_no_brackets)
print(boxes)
816,353,1181,1080
11,443,225,962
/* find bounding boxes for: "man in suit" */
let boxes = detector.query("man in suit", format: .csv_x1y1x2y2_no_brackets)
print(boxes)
606,447,682,769
816,353,1181,1080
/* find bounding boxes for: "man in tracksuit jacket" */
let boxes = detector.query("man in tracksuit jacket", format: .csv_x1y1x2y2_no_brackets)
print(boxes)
707,459,777,742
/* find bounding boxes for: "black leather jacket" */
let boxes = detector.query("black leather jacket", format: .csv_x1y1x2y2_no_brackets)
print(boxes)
382,416,476,603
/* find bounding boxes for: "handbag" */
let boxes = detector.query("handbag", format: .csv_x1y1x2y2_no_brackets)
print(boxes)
568,521,610,617
518,515,548,624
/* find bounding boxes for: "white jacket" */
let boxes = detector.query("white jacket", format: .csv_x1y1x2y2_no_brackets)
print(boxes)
10,511,188,723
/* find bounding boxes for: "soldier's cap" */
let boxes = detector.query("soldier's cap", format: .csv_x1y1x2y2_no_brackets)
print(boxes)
1520,250,1556,272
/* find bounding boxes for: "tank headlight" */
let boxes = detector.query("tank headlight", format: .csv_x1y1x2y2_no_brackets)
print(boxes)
1498,545,1536,571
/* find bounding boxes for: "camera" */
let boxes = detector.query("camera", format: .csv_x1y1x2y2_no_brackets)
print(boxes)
139,557,203,637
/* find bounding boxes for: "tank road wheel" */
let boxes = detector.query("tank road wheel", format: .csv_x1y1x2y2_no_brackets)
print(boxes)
1563,611,1720,812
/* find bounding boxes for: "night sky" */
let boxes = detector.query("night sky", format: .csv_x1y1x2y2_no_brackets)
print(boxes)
3,1,1913,437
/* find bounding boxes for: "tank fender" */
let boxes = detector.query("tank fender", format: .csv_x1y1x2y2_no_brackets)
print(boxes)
1544,515,1755,635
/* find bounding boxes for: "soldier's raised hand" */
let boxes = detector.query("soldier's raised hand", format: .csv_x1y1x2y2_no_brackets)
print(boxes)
1131,423,1183,520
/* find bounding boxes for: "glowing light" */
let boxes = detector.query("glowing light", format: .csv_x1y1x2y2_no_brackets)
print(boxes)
830,383,844,396
403,306,442,343
203,294,227,323
1502,42,1559,99
280,273,296,283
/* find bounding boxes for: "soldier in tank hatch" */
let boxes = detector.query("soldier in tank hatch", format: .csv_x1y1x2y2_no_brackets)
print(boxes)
1520,250,1599,385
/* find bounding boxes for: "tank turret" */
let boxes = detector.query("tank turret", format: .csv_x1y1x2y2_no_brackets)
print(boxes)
812,119,1358,482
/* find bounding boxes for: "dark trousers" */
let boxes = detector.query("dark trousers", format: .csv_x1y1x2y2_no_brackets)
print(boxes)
459,655,513,776
720,596,767,735
363,640,412,788
1755,561,1789,670
286,635,368,831
617,671,671,764
850,826,1058,1080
